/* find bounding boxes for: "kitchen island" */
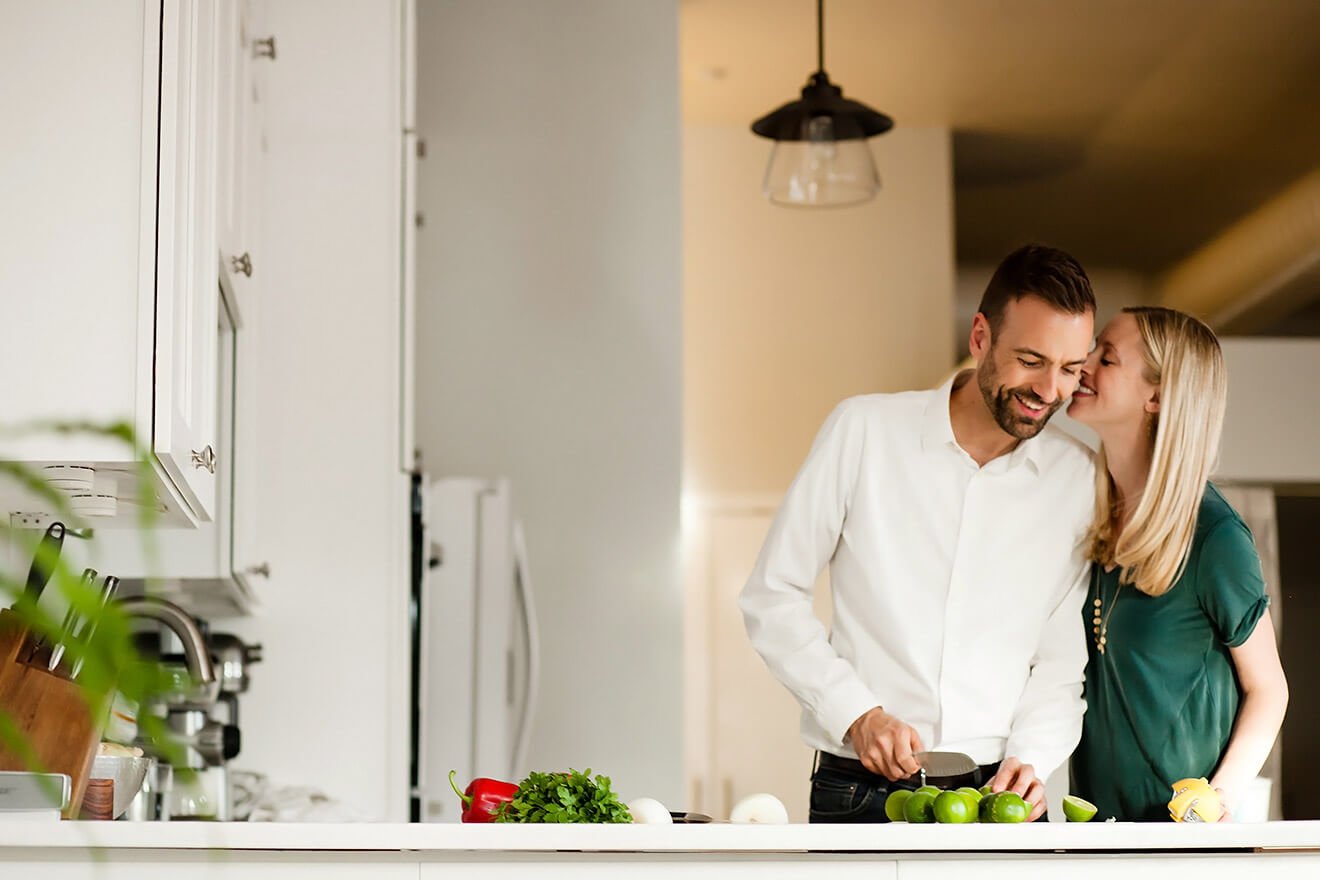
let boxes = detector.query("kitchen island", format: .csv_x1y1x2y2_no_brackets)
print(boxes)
2,821,1320,877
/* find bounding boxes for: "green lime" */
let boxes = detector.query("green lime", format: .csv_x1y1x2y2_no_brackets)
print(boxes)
884,789,913,822
955,786,983,803
1062,795,1098,822
903,790,937,824
989,791,1029,823
978,782,996,797
978,792,999,822
932,790,975,824
915,785,941,797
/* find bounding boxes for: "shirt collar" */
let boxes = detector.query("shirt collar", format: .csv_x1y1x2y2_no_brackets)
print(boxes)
924,371,1043,474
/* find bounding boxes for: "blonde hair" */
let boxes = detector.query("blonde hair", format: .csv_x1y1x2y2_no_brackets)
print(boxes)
1087,307,1227,596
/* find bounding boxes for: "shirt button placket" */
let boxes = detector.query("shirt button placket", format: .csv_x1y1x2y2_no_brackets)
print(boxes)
937,467,983,748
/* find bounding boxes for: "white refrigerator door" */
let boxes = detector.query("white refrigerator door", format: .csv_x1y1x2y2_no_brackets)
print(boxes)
418,477,522,821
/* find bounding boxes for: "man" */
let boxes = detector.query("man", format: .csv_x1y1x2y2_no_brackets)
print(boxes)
739,244,1097,823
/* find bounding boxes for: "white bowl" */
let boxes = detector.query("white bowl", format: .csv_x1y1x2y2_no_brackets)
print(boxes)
90,755,152,819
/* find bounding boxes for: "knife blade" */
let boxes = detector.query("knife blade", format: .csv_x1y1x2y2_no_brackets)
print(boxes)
46,568,98,672
914,750,979,784
70,574,121,680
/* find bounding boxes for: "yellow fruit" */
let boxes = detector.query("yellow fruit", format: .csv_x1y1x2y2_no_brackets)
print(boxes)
884,789,913,822
903,790,937,824
1062,795,1098,822
1168,778,1222,823
932,791,975,824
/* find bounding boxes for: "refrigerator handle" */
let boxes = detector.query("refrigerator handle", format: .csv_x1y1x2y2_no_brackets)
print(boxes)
511,520,540,775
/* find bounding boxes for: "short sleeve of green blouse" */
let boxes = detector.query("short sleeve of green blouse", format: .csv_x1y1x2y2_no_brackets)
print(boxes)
1195,517,1269,648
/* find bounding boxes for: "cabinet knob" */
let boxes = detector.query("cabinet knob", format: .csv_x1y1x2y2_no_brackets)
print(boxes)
244,562,271,578
253,36,277,60
230,252,253,277
191,445,217,474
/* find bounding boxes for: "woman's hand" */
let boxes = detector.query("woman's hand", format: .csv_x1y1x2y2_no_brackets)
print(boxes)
1213,787,1234,822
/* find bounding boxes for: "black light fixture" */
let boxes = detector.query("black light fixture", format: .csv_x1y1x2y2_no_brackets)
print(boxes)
751,0,893,208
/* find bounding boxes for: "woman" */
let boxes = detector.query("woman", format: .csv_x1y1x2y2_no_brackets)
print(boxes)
1067,306,1288,822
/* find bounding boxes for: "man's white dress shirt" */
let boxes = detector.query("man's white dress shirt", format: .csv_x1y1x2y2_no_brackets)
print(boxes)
739,376,1096,779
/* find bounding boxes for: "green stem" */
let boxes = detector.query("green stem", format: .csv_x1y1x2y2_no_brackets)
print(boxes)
449,770,472,807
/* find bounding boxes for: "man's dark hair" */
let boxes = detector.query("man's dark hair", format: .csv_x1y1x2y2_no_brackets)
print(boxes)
977,244,1095,337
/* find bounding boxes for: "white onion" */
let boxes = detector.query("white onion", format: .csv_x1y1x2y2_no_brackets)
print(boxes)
626,797,673,824
729,792,789,824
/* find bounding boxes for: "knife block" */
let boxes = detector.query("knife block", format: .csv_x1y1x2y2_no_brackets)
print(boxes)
0,609,107,818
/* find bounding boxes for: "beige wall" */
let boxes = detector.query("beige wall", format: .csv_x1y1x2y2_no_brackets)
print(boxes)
684,125,956,498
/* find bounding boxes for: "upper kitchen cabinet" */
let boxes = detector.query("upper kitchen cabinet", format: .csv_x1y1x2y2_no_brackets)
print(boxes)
216,0,270,323
0,1,262,530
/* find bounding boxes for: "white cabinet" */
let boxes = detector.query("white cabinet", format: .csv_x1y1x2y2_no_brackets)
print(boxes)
155,0,222,522
0,0,265,555
216,0,270,324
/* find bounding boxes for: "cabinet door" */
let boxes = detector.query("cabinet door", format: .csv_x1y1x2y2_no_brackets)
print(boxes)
156,0,221,521
216,0,261,321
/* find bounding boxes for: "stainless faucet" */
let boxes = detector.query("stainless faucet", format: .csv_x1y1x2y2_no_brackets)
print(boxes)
116,596,219,705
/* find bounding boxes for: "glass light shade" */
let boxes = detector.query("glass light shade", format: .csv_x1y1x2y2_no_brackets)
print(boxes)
761,116,880,207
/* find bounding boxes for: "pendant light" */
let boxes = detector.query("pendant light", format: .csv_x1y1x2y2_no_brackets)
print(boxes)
751,0,893,208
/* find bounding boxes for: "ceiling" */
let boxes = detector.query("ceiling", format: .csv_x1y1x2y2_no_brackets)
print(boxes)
681,0,1320,275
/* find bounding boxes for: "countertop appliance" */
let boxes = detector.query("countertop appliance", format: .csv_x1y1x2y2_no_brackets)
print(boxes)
410,475,539,822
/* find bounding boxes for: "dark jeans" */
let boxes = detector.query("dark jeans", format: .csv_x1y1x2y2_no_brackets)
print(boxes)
808,752,1001,824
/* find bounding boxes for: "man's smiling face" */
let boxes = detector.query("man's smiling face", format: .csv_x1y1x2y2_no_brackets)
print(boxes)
973,295,1094,440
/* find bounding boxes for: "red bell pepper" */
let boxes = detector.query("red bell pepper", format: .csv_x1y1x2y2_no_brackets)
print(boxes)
449,769,519,822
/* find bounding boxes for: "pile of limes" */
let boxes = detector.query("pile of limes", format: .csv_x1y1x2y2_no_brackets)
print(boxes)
885,786,1101,824
884,784,1028,824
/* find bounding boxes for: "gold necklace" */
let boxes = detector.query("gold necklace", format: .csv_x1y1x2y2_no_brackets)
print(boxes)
1091,568,1120,654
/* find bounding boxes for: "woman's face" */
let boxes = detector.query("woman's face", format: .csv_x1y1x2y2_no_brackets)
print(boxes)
1068,312,1159,430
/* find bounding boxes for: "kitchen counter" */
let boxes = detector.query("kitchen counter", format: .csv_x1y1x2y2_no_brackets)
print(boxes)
2,821,1319,878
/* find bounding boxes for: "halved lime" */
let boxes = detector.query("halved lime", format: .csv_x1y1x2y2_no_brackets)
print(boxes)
1062,794,1098,822
884,789,913,822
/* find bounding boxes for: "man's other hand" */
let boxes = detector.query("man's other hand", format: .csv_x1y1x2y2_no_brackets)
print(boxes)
846,707,926,781
988,757,1046,821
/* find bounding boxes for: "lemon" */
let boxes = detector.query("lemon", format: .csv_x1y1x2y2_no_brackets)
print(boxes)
932,791,975,824
978,792,999,823
884,789,913,822
989,791,1029,823
1062,795,1098,823
955,786,983,803
903,790,937,824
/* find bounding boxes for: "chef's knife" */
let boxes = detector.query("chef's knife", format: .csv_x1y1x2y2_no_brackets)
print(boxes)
70,574,120,680
46,568,98,672
914,750,979,785
17,521,66,610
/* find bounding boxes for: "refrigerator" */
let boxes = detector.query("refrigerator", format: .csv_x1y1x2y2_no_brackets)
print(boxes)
409,475,539,822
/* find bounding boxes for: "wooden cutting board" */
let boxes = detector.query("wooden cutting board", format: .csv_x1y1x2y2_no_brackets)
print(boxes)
0,609,107,818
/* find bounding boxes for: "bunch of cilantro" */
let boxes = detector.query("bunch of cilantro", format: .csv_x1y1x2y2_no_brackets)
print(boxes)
494,768,633,823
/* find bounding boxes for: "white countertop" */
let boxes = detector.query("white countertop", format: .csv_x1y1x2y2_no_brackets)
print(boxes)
1,820,1318,853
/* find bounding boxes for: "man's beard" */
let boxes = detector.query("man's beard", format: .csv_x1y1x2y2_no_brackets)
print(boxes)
977,360,1063,440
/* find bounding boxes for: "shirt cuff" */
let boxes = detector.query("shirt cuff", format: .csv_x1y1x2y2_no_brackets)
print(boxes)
815,680,882,749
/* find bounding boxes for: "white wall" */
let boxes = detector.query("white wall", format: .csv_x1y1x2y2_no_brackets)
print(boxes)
1217,338,1320,485
227,0,411,821
414,1,683,806
684,125,956,498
